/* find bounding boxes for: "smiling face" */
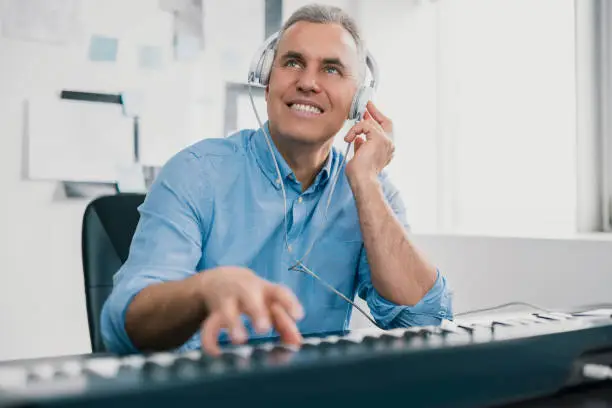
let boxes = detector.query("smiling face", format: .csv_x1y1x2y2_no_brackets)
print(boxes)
265,21,361,146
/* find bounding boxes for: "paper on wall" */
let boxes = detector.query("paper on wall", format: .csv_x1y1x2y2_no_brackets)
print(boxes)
0,0,81,44
27,96,134,183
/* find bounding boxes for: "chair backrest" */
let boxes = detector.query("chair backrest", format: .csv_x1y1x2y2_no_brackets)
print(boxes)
81,193,146,353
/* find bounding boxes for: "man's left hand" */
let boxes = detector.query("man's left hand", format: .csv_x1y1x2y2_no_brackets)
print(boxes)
344,101,395,180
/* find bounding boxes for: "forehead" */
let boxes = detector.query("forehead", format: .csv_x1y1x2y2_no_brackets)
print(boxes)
276,21,359,65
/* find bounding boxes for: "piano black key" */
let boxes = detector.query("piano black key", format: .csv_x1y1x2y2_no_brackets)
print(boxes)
361,336,380,345
171,357,200,378
220,353,240,366
250,348,269,361
335,339,357,347
491,321,512,329
379,334,398,343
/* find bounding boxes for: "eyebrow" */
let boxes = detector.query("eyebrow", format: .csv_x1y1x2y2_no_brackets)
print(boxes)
280,51,347,69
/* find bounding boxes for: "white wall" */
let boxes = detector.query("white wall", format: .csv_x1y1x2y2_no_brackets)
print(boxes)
349,234,612,329
0,0,255,361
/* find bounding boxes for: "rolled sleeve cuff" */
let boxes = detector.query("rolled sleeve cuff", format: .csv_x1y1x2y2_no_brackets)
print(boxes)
368,269,453,329
101,268,194,354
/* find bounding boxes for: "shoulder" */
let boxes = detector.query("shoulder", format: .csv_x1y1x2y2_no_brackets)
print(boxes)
187,129,254,160
152,129,256,195
159,129,255,179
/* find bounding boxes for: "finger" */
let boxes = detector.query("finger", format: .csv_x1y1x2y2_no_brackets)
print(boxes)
201,311,224,356
363,110,373,121
353,134,366,152
366,101,389,125
270,303,303,346
238,291,271,334
220,300,247,345
268,284,304,320
344,121,375,143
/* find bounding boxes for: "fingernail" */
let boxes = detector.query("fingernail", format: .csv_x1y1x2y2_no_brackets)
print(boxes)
256,318,271,332
232,327,247,343
292,306,304,320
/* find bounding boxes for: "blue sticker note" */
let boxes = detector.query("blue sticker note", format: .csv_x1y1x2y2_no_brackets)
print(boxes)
174,34,200,61
138,45,164,69
88,35,118,62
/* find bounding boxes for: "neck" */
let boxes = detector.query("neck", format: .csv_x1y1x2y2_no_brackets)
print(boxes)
270,133,332,192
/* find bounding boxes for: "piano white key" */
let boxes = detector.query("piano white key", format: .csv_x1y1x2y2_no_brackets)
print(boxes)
146,352,177,367
181,350,202,361
500,318,529,326
30,364,56,380
341,332,366,342
548,312,573,319
301,337,323,345
121,355,146,368
58,361,83,377
84,358,121,378
230,346,254,358
572,308,612,317
0,367,28,389
534,313,564,321
513,315,543,323
440,320,464,334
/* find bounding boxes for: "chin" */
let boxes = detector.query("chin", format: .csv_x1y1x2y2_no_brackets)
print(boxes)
277,123,328,144
287,130,331,145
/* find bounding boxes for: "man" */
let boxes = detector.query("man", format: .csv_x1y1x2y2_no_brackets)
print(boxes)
101,4,452,356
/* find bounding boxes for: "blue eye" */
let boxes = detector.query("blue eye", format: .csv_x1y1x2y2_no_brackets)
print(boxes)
285,59,301,68
324,66,340,75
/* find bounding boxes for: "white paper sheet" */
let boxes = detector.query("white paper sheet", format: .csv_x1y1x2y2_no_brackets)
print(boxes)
27,96,134,182
1,0,81,44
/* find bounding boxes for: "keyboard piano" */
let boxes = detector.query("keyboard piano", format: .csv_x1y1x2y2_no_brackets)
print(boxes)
2,309,612,408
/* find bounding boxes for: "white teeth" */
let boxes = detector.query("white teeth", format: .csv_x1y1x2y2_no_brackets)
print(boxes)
291,103,322,114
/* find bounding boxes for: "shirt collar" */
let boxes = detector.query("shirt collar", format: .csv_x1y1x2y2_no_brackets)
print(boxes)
250,121,335,190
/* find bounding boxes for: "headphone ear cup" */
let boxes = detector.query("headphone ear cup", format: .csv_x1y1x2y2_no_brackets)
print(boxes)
258,49,275,86
348,86,373,121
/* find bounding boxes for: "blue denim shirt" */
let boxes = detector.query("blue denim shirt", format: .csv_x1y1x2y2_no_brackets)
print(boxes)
101,123,453,353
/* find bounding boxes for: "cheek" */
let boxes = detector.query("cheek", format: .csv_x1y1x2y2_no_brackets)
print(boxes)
331,90,355,119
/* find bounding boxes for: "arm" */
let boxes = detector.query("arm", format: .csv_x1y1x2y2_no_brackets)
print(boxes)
101,148,304,355
345,102,452,327
354,173,453,328
101,151,212,353
348,172,437,306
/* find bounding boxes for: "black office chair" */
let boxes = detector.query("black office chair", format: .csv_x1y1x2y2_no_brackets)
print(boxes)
81,193,146,353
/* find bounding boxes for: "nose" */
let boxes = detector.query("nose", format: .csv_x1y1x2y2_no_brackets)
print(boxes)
296,68,321,94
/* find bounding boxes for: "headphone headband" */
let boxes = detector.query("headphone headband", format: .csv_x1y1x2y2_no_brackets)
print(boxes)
248,31,280,85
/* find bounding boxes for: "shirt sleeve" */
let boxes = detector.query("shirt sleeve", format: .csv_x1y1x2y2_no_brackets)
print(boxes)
355,172,453,329
100,150,212,354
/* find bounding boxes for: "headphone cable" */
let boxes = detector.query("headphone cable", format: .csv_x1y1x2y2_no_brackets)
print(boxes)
247,82,380,329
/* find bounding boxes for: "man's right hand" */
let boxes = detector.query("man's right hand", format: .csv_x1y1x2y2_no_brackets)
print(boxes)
198,266,304,356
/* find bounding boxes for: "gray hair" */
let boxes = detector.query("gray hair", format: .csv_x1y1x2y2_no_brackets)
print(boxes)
275,3,367,83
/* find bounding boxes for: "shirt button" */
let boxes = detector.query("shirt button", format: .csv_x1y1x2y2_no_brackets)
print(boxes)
276,178,281,185
287,245,292,253
297,197,303,204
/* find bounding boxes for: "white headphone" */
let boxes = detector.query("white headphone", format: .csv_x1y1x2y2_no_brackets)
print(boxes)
248,31,379,121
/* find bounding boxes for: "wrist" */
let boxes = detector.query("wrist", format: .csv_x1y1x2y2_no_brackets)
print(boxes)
192,271,213,317
346,168,379,189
